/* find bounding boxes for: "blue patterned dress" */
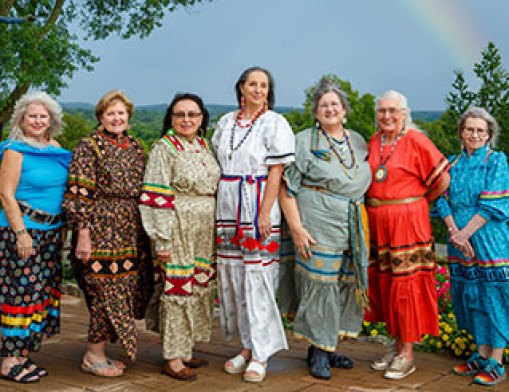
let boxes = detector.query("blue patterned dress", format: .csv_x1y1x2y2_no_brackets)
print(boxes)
435,145,509,348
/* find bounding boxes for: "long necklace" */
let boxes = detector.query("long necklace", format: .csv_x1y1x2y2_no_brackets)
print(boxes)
228,112,263,160
373,131,403,183
321,128,359,180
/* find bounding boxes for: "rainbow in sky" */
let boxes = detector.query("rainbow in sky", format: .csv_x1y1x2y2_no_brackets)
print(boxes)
398,0,484,68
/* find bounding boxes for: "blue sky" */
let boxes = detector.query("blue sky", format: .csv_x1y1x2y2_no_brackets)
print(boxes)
59,0,509,110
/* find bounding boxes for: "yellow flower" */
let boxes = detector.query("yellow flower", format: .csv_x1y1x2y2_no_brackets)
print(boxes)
436,342,443,349
442,335,449,341
470,343,477,351
370,329,378,337
455,349,462,356
459,343,466,350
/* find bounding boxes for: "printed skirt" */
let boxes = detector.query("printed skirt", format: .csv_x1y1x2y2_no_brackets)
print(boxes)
0,227,62,357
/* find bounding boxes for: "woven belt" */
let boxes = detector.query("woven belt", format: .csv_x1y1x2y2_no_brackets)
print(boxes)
366,196,423,207
18,201,63,225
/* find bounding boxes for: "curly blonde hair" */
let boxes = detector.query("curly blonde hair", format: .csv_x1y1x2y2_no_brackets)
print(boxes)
8,91,63,141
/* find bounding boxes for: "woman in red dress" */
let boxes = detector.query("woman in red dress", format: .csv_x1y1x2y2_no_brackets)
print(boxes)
365,90,450,380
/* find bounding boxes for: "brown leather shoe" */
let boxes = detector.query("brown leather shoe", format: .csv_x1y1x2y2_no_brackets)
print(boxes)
161,362,197,381
183,357,209,368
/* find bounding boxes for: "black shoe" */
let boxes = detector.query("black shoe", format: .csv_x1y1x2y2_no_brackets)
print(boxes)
328,352,354,369
308,346,331,380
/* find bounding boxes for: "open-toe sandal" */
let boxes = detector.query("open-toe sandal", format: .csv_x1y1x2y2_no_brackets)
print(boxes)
244,360,267,383
224,354,247,374
0,363,40,383
81,360,123,377
23,358,48,377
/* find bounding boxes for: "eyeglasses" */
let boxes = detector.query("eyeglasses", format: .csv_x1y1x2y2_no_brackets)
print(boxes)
172,112,202,119
318,102,341,110
377,107,402,116
462,127,488,136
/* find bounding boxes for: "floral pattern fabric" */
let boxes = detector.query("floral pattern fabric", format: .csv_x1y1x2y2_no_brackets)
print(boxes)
139,132,220,359
63,130,153,359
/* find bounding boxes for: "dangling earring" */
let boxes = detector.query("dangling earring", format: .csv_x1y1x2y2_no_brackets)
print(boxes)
240,95,246,111
315,120,320,129
167,128,175,136
342,117,347,125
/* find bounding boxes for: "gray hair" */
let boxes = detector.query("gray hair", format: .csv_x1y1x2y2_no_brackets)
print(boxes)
311,78,351,116
376,90,416,131
8,91,63,141
458,106,499,148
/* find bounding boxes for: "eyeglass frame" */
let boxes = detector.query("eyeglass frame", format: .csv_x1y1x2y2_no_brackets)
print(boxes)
172,111,203,119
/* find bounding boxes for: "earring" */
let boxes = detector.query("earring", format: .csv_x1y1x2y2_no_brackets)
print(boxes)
240,95,245,110
342,117,347,125
315,120,320,129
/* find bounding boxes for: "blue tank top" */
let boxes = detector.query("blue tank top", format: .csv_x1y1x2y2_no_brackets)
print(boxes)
0,140,72,230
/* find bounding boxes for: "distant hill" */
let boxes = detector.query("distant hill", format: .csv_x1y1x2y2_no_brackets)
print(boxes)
62,102,300,117
413,110,442,122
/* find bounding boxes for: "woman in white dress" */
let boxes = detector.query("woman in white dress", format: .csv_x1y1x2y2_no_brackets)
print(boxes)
212,66,295,382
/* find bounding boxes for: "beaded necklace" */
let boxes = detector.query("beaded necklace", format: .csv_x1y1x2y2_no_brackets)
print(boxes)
228,111,264,160
98,130,130,149
321,128,359,180
373,130,404,183
236,102,267,129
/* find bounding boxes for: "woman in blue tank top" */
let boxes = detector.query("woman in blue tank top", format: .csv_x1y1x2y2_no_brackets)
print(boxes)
0,92,71,384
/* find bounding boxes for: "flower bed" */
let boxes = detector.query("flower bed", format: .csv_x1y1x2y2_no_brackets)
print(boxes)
361,264,509,363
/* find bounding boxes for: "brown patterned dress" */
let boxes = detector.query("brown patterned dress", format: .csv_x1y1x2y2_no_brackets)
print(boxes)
63,129,153,360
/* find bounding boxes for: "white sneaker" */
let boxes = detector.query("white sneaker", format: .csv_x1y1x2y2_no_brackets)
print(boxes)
371,349,397,371
384,355,416,380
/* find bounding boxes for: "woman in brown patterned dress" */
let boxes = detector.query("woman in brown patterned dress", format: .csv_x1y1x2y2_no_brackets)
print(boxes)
139,93,220,381
63,90,152,377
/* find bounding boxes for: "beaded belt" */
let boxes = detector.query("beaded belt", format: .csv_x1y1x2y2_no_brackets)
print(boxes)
18,200,63,225
366,196,423,207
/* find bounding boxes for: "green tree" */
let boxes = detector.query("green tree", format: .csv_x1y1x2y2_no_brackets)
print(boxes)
56,112,94,151
0,0,209,140
284,74,376,140
436,42,509,157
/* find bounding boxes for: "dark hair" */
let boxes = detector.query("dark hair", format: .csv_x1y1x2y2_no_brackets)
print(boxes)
234,66,275,109
161,93,210,137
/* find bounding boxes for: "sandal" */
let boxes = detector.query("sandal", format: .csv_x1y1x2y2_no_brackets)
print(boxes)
107,358,126,370
0,363,40,383
81,360,123,377
244,360,267,383
224,354,248,374
23,358,48,377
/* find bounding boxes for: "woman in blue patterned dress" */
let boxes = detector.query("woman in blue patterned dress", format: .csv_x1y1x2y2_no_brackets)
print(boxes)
435,107,509,387
0,92,71,383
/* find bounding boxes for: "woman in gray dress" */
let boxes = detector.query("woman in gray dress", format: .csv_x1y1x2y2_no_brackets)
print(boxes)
279,78,371,380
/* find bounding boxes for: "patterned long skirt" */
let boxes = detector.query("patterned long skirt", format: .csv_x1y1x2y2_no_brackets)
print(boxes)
0,227,62,357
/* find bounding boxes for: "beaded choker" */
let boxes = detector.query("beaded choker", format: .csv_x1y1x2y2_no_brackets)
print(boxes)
236,103,267,129
98,130,130,149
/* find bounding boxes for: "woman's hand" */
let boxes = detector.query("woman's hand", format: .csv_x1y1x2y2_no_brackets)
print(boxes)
16,232,35,259
450,230,475,258
76,228,92,262
292,227,317,260
258,211,272,241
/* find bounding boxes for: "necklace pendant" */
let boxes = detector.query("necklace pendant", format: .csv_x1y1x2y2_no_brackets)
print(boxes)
374,165,388,183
